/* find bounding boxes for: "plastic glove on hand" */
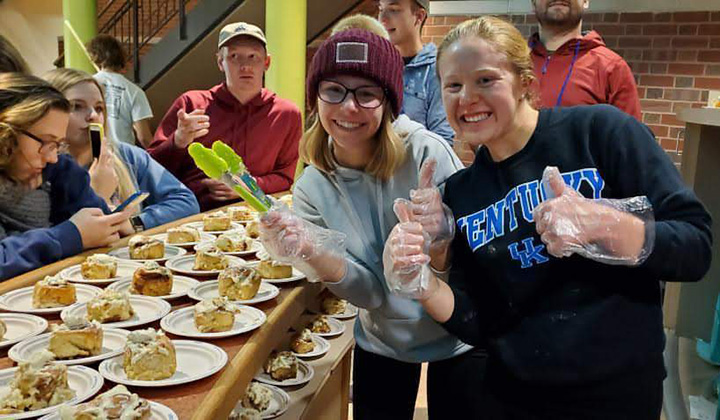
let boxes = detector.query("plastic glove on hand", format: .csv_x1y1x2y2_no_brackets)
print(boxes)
408,159,455,246
533,166,654,265
259,203,346,282
383,199,438,300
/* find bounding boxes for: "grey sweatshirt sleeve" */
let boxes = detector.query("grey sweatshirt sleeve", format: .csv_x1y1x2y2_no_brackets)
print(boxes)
293,179,385,310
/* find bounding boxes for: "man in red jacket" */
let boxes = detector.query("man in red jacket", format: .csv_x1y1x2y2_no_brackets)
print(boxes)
149,22,302,211
529,0,641,119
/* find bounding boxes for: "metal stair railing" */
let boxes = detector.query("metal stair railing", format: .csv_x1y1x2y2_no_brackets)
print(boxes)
98,0,190,82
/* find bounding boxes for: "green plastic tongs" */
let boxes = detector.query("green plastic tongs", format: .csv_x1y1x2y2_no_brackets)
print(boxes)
188,141,273,212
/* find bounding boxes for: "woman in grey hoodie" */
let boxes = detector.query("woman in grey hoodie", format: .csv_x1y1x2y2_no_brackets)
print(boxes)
259,28,484,420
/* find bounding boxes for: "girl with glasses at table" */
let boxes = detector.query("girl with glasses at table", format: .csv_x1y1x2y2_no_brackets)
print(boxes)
258,26,485,420
0,73,136,280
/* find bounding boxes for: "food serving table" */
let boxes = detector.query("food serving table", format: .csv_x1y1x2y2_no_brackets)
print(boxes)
0,206,354,420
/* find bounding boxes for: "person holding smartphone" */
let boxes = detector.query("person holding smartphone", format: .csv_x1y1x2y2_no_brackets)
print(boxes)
44,68,199,232
0,73,135,280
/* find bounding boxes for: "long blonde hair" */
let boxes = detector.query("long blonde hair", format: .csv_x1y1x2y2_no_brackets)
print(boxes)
300,104,406,181
43,68,137,203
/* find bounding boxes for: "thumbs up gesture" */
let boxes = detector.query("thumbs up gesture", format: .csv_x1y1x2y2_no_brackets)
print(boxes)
533,166,655,265
408,159,455,246
382,199,440,300
174,108,210,148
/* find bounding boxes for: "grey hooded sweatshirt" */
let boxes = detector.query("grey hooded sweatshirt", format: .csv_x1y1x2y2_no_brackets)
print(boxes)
293,115,472,363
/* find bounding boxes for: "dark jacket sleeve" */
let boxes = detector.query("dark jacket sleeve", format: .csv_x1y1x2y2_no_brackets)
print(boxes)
0,221,83,281
48,154,109,223
437,185,500,347
0,155,106,280
594,107,712,282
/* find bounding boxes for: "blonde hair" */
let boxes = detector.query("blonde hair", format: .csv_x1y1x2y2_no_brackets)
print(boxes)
43,68,137,203
0,73,69,168
437,16,536,100
331,15,390,39
300,105,406,181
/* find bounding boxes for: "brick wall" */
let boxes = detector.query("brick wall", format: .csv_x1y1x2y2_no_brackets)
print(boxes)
422,11,720,164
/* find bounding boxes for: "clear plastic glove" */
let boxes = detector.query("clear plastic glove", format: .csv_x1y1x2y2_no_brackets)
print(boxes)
408,159,455,246
533,166,655,266
383,199,440,300
259,201,347,282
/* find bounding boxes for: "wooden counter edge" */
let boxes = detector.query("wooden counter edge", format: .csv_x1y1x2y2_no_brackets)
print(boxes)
300,335,354,420
193,284,318,420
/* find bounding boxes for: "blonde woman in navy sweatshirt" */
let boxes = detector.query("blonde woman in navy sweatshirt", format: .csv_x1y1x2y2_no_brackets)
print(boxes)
384,17,711,419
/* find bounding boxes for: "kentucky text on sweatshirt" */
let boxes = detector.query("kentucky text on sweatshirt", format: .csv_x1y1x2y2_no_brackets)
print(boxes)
442,105,711,384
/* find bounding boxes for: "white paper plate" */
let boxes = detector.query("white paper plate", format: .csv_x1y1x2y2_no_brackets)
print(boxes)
109,245,186,263
291,335,330,359
195,239,263,258
160,305,266,339
304,316,346,338
320,304,359,320
61,296,171,329
98,340,227,387
0,313,48,349
59,260,144,285
0,365,103,420
9,328,130,366
165,255,246,277
246,261,306,284
255,359,313,387
106,275,199,300
38,400,178,420
188,281,279,305
0,284,102,315
231,382,290,419
182,221,245,235
150,231,216,248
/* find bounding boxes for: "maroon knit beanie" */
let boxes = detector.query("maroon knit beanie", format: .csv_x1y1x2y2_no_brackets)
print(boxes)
307,29,404,117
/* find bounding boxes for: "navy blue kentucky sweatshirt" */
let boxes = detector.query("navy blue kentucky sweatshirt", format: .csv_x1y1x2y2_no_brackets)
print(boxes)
441,105,712,384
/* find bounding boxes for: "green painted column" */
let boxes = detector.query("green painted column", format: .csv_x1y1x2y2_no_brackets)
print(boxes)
62,0,97,72
265,0,307,120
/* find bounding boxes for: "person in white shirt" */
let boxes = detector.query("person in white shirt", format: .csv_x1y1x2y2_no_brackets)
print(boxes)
87,34,154,148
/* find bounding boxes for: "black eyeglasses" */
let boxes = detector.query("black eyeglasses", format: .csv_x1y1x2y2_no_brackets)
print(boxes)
318,80,386,109
18,129,69,155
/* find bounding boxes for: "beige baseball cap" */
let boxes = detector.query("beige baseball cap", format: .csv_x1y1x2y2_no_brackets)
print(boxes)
415,0,430,9
218,22,266,49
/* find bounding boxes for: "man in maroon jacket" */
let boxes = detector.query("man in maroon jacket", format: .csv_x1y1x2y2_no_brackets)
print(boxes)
149,22,302,211
529,0,641,119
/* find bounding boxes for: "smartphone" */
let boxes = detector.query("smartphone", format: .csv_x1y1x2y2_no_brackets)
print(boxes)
89,123,103,160
113,191,149,214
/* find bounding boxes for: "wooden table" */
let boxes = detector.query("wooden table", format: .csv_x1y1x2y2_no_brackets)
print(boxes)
0,208,354,420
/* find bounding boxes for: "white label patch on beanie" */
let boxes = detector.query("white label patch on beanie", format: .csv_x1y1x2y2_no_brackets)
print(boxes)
336,42,368,63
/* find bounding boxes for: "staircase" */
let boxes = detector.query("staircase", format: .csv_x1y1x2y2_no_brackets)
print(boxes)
96,0,371,127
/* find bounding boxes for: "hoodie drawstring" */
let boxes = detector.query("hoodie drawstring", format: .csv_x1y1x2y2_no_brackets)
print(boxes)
555,41,582,107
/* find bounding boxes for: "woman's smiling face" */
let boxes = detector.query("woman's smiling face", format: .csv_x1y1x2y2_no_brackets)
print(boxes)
438,36,527,150
317,74,385,153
